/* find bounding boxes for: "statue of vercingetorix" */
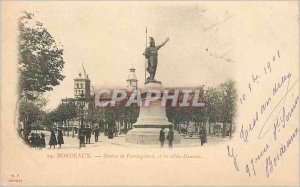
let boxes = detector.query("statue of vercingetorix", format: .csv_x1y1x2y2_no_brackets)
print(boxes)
143,37,169,84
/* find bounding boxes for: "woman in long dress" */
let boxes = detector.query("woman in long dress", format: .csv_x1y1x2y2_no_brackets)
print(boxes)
49,130,57,149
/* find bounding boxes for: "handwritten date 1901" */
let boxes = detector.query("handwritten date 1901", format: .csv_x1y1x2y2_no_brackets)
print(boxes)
239,50,280,105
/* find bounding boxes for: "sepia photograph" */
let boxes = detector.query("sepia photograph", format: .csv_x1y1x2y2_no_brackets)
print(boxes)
0,1,299,186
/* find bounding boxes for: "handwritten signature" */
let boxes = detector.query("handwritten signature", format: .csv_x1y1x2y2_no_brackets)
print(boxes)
265,127,299,177
258,78,299,141
239,72,299,142
229,49,299,179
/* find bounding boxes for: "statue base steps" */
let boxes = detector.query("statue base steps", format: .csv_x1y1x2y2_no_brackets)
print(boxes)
125,82,181,145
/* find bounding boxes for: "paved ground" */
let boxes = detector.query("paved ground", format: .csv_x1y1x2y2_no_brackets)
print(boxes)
38,130,231,149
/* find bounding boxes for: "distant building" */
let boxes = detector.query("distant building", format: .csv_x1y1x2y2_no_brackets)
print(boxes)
60,65,94,130
126,66,138,91
61,97,77,105
60,65,141,131
62,70,94,109
74,72,91,98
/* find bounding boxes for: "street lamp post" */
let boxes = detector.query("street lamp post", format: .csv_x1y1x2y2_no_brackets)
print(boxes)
72,121,75,138
77,93,86,130
76,93,86,148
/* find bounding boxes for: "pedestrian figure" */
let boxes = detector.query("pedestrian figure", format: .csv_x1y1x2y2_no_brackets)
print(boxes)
167,126,174,148
57,129,64,149
199,127,207,146
40,133,46,148
104,127,108,136
159,128,165,147
114,126,118,137
78,125,86,148
85,126,91,144
108,128,114,139
49,130,57,149
94,126,100,142
28,133,36,148
35,134,41,149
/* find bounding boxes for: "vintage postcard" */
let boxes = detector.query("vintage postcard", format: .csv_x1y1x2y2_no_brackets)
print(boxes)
0,1,299,186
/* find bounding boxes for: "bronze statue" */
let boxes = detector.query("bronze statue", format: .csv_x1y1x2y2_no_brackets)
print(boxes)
143,37,169,83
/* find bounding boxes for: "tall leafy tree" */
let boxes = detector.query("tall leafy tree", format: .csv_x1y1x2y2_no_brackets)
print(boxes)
51,102,78,135
18,11,65,100
41,111,55,130
205,87,221,134
219,80,237,137
17,11,65,142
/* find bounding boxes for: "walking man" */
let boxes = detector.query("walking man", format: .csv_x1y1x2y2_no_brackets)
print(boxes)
167,126,174,148
78,125,86,148
94,126,100,142
85,126,91,144
159,128,165,147
199,126,207,146
114,125,118,137
57,129,64,149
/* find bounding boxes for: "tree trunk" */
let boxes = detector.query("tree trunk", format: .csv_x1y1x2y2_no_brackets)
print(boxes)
62,121,66,135
222,122,226,137
67,120,70,137
23,119,30,142
125,122,128,133
229,123,232,138
72,120,75,138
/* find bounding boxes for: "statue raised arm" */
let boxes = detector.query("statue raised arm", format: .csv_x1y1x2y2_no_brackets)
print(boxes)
156,37,169,50
143,37,169,84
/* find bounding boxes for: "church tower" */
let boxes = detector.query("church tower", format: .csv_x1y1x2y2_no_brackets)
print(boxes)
74,72,91,98
127,66,138,91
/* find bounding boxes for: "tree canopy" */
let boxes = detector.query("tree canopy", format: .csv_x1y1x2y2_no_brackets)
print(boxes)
18,11,65,100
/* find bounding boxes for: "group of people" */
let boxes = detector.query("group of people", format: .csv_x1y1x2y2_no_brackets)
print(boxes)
159,126,207,148
28,128,66,149
78,125,121,148
159,127,174,148
49,129,64,149
28,132,46,149
78,125,102,148
104,126,118,138
29,125,207,149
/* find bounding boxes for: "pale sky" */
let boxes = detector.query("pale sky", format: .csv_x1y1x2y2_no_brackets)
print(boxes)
19,2,239,110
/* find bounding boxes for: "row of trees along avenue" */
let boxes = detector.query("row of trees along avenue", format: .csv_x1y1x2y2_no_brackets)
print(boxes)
18,11,65,142
17,11,237,142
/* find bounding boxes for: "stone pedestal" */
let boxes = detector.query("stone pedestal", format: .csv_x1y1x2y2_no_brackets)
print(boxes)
126,82,181,144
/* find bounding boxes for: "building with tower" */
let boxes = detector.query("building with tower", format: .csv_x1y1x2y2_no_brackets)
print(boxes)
60,64,140,132
74,72,91,98
61,65,94,130
62,64,93,108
